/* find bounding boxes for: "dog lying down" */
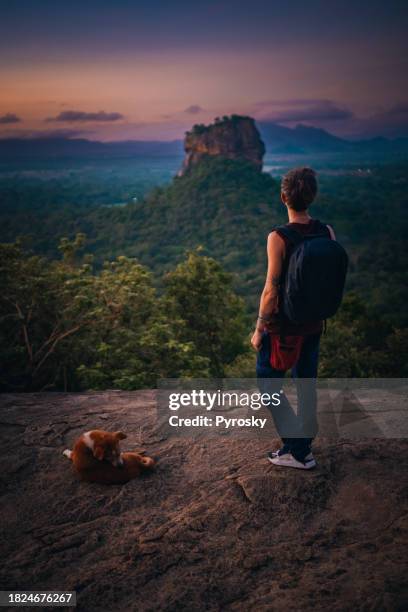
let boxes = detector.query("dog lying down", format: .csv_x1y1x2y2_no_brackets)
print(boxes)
63,430,155,484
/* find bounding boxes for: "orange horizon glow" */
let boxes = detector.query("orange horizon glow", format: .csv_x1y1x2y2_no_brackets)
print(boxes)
1,2,407,140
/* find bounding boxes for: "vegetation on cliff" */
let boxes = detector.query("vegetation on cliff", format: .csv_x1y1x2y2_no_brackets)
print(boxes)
188,114,253,135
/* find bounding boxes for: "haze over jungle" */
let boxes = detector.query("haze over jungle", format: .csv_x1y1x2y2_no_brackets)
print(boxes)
1,120,408,160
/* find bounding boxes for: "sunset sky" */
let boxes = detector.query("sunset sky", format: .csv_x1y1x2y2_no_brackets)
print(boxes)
1,0,407,141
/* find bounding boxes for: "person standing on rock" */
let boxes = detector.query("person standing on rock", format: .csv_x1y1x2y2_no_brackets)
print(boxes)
251,167,348,470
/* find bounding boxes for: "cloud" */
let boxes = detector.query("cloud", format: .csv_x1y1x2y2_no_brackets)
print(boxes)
350,102,408,138
0,113,21,124
46,110,124,122
184,105,204,115
372,102,408,120
254,99,353,123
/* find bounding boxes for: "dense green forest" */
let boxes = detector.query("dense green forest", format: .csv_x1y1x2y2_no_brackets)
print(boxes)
1,156,407,389
0,244,248,390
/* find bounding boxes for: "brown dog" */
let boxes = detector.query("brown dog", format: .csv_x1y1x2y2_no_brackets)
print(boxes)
63,430,155,484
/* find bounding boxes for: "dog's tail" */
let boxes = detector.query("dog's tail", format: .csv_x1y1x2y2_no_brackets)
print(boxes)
63,449,73,460
141,456,155,469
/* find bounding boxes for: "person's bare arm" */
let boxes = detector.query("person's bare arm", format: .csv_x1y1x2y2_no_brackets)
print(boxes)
251,231,285,350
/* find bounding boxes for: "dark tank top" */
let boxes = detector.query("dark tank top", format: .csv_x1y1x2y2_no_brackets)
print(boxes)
269,219,331,336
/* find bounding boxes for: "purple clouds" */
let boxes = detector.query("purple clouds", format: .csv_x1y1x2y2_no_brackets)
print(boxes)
254,99,353,124
46,110,124,122
0,113,21,124
184,105,204,115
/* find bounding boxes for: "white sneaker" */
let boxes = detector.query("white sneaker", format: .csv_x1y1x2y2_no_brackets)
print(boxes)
267,449,281,461
270,452,316,470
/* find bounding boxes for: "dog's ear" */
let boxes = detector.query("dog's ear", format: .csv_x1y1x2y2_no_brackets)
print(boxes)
93,445,105,461
115,431,127,440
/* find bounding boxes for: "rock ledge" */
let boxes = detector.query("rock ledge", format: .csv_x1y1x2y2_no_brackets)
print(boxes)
0,391,407,611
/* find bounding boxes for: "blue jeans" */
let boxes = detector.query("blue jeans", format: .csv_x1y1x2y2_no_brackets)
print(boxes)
256,331,321,462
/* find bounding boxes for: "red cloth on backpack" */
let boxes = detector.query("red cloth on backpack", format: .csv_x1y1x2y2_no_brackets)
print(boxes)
270,334,304,371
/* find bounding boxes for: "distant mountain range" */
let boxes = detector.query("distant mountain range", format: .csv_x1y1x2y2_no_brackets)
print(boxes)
0,138,184,159
258,122,408,155
0,123,407,159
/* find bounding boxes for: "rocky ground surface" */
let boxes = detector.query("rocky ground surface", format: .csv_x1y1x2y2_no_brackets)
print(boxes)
0,391,407,612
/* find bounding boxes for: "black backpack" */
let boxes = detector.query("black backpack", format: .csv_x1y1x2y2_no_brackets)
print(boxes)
276,221,348,324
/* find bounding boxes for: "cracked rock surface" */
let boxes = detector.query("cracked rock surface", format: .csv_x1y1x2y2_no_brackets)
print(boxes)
0,391,407,611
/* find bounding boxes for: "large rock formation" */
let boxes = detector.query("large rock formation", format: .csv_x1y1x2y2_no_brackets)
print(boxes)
1,391,407,611
179,115,265,175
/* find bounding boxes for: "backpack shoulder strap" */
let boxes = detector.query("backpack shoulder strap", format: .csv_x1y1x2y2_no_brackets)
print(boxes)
312,219,332,238
273,225,305,247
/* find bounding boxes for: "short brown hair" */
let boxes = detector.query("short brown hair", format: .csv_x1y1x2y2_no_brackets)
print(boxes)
281,167,318,211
